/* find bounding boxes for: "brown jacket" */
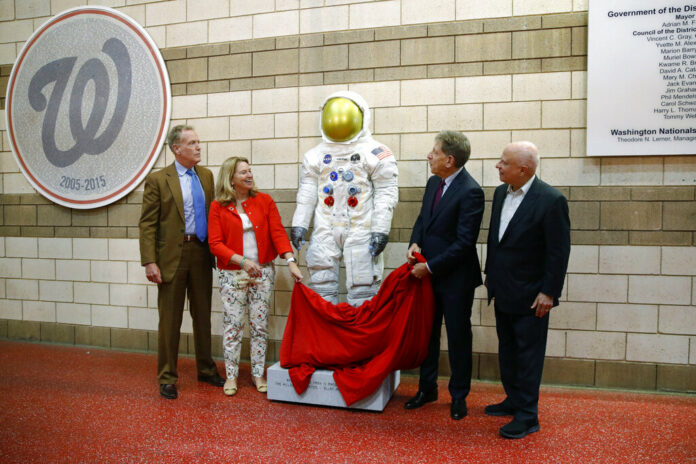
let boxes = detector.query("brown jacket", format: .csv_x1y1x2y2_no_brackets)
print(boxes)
139,163,214,282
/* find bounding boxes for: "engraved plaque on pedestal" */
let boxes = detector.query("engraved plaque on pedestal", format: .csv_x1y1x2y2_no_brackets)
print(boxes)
267,362,400,412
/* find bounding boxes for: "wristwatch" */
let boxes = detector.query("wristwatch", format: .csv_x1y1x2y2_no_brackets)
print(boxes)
286,257,297,264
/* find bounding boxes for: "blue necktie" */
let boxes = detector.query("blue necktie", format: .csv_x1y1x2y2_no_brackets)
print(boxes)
186,169,207,242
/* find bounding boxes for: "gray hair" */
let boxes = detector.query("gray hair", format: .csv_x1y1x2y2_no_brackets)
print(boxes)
435,130,471,167
167,125,195,152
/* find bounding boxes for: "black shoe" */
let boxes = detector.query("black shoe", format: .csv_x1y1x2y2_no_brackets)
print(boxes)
404,390,437,409
450,399,468,420
484,401,515,417
198,373,225,387
159,384,177,399
499,418,540,439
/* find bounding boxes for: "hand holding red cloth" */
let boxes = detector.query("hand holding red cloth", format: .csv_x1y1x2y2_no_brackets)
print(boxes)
279,253,435,406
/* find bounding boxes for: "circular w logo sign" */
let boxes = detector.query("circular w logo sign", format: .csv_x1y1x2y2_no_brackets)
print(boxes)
6,7,170,209
29,38,132,168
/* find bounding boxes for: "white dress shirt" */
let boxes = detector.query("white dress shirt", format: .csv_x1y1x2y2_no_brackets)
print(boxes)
439,166,463,198
498,175,536,242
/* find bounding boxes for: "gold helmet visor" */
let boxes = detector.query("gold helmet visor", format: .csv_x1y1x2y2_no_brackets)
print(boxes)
321,97,364,142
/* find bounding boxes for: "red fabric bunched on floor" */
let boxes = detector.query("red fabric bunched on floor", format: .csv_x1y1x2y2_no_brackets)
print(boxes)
279,253,435,406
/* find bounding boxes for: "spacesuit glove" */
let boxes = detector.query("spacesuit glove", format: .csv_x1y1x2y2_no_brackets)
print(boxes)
291,227,308,251
369,232,389,257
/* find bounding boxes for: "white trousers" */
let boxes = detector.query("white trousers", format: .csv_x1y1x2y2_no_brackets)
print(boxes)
305,225,383,306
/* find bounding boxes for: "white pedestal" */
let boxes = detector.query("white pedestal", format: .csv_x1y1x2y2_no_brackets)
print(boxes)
267,362,400,412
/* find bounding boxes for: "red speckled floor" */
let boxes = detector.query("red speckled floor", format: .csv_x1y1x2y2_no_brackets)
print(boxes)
1,340,694,463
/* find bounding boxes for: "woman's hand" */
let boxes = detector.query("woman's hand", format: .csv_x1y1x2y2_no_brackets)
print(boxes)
289,262,303,282
242,258,262,278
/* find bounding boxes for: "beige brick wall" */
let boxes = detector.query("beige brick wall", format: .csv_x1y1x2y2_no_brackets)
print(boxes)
0,0,592,66
0,3,695,390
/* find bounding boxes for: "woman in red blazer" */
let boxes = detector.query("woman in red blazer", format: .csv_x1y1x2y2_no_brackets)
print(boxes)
209,157,303,396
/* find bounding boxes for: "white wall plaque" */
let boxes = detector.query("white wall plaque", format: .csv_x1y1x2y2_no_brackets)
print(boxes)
5,7,171,208
587,0,696,156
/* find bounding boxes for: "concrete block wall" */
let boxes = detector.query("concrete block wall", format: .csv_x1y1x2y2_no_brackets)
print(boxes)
1,0,695,392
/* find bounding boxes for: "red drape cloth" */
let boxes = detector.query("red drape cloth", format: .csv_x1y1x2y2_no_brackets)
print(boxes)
279,253,435,406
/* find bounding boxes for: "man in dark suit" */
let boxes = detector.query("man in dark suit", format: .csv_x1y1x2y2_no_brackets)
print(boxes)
405,130,484,420
139,125,224,399
485,141,570,438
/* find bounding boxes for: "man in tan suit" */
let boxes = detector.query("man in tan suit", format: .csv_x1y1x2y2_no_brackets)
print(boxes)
139,125,224,399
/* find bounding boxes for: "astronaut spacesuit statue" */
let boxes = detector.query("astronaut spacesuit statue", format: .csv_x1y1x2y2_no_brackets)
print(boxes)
291,91,399,306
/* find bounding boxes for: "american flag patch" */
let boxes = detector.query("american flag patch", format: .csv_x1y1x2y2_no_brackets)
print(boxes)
372,146,393,160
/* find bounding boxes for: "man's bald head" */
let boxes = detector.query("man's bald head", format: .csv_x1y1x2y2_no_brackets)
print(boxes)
504,141,539,172
497,141,539,190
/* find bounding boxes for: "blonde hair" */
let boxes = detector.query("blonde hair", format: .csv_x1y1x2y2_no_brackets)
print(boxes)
215,156,258,206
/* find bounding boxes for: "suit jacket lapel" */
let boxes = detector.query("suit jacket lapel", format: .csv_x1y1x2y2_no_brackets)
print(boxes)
426,169,465,229
499,177,540,244
490,185,504,246
165,163,185,222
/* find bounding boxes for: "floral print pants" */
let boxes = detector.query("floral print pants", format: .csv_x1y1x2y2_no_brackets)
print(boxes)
217,264,274,380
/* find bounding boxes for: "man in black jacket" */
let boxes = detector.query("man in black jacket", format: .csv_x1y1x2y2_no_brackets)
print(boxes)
405,130,484,421
485,141,571,439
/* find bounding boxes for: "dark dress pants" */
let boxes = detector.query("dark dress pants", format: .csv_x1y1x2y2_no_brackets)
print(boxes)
157,240,218,384
494,304,549,422
419,286,475,401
